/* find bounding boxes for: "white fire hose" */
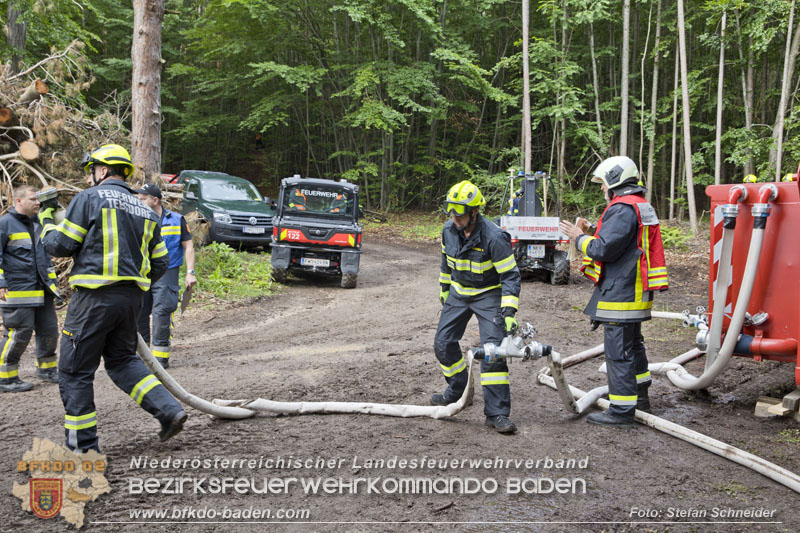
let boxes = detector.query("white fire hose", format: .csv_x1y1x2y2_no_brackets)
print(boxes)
138,314,799,493
138,334,475,420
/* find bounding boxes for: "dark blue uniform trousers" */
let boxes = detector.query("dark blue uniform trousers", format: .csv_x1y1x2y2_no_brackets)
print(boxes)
59,285,183,452
603,322,651,420
434,290,511,417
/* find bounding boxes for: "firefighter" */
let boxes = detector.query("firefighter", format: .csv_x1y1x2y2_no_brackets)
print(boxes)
559,156,668,428
0,185,60,392
135,183,197,369
40,144,187,452
328,193,346,213
433,180,522,434
743,174,757,183
288,189,307,211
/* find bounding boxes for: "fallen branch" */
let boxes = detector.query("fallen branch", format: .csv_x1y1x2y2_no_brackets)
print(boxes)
0,124,35,140
5,159,49,187
4,41,80,83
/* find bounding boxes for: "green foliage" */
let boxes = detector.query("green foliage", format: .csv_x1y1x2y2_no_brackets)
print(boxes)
192,243,275,301
7,0,800,218
660,225,692,251
778,428,800,445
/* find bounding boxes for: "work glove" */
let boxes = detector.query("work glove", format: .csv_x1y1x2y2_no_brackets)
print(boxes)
37,207,54,226
439,289,449,306
40,196,59,210
501,307,518,335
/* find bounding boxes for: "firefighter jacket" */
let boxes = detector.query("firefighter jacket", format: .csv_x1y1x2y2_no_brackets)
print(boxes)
439,214,521,310
41,179,169,290
576,192,668,323
0,208,59,307
159,208,191,270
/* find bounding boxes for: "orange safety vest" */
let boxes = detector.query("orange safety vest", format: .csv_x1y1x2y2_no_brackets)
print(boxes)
580,194,669,292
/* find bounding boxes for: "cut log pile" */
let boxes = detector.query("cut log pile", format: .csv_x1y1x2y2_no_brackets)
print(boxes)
1,41,129,294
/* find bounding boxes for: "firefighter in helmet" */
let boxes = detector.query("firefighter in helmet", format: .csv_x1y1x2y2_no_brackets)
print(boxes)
40,144,187,452
433,180,522,434
560,156,669,427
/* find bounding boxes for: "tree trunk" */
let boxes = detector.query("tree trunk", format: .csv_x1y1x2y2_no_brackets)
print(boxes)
771,0,800,180
676,0,698,234
522,0,532,174
620,0,631,156
735,10,755,176
714,10,727,185
589,22,604,149
639,0,654,181
645,0,662,203
6,3,26,76
669,45,679,221
131,0,165,183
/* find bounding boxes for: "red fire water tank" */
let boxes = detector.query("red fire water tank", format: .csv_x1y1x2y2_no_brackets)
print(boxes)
706,181,800,386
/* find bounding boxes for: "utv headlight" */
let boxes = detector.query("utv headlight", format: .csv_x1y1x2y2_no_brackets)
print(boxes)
213,212,232,224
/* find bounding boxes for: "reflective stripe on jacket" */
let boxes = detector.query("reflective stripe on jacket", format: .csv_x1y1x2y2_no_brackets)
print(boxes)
575,193,667,322
160,209,185,270
41,179,169,291
439,215,521,309
0,208,59,307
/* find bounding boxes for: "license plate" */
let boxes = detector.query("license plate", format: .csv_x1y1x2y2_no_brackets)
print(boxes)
242,226,266,234
527,244,545,258
301,257,330,267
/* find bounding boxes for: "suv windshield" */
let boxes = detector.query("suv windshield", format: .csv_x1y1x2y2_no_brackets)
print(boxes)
202,179,262,201
284,185,354,217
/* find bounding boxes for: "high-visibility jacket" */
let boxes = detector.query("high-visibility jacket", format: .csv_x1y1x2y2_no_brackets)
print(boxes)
41,179,169,290
0,208,60,307
159,209,189,270
439,214,521,310
576,193,668,322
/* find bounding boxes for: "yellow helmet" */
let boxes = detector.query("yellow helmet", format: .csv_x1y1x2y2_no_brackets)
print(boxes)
742,174,757,183
80,144,135,178
781,173,796,182
444,180,485,216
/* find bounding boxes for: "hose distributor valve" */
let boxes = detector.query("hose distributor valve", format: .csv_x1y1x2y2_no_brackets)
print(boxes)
471,322,553,363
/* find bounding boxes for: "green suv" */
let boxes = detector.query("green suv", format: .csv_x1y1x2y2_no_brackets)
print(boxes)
179,171,277,248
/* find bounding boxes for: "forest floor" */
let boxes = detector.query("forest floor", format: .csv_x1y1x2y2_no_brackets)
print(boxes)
3,229,799,532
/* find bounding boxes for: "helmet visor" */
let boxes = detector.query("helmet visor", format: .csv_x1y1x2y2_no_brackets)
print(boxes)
443,202,467,216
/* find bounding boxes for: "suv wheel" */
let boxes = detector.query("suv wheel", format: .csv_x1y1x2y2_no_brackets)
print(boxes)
550,250,570,285
341,273,357,289
272,268,288,283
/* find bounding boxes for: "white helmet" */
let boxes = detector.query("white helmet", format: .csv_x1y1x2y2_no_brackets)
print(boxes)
591,156,639,190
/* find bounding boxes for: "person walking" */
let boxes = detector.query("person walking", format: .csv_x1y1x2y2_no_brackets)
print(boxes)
433,180,522,434
40,144,187,452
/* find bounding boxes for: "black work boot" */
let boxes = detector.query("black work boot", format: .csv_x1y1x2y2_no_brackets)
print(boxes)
159,359,170,370
587,410,633,428
430,392,458,406
0,377,34,393
159,410,188,442
485,415,517,434
36,368,59,383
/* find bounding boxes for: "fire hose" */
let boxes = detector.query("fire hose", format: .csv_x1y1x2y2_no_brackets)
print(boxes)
138,321,800,493
137,334,475,420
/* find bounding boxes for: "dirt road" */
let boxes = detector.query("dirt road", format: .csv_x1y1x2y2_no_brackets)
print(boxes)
4,238,799,531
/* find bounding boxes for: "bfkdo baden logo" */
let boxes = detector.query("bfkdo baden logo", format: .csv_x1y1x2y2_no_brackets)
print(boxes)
12,438,111,527
30,478,63,519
